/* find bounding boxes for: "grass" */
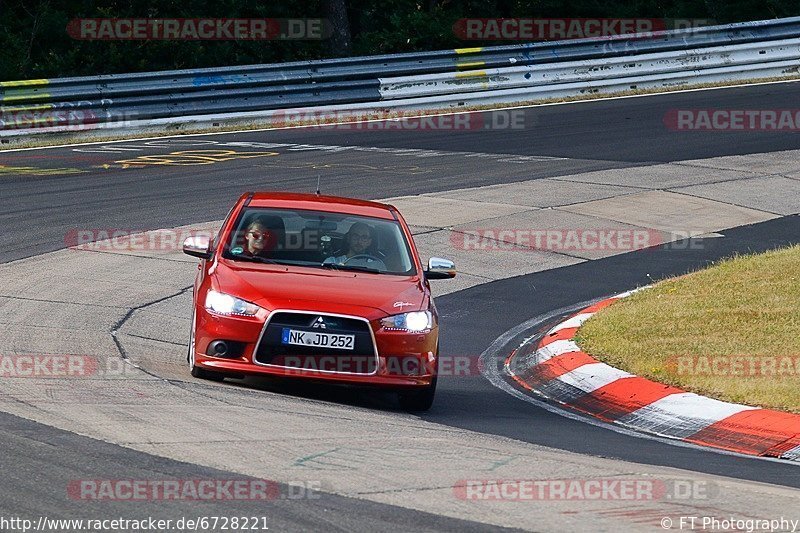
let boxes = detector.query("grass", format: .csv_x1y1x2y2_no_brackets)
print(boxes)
576,245,800,413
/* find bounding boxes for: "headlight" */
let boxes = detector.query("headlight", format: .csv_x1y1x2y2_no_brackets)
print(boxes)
205,290,262,317
380,310,434,332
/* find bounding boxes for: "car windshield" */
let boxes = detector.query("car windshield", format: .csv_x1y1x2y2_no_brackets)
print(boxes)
222,207,416,276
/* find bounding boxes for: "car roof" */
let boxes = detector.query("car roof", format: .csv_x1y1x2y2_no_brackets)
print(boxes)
243,192,397,220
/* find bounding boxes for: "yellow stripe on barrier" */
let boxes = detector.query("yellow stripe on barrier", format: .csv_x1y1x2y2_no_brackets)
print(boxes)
0,79,51,103
456,61,486,70
0,103,55,113
455,70,488,79
0,91,52,103
0,79,49,87
29,116,64,124
454,47,483,54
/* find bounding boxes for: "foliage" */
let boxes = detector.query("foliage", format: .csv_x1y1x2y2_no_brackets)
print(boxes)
1,0,797,81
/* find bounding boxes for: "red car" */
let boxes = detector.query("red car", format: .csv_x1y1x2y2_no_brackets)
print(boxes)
183,192,456,410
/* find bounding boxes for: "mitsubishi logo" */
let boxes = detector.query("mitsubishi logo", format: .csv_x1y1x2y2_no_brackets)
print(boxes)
310,316,327,329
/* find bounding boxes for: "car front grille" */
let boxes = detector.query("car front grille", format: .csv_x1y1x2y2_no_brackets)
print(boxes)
253,311,378,374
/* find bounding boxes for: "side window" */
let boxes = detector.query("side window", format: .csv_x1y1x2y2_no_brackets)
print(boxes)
211,204,238,252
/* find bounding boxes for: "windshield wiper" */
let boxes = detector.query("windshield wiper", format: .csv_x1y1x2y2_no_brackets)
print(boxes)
235,255,279,265
320,263,382,274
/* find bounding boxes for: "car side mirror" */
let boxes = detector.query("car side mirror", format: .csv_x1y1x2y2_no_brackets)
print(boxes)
183,235,212,260
425,257,456,279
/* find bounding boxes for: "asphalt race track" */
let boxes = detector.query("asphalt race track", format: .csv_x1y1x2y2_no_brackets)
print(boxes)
0,411,505,531
436,215,800,485
2,82,800,530
3,81,800,264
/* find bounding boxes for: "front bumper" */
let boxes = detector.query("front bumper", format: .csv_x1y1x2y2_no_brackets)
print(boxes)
194,307,438,387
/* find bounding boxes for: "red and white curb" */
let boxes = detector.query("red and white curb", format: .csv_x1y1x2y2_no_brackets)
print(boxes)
505,289,800,461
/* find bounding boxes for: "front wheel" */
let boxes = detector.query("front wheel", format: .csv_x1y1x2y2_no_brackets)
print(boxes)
398,376,437,411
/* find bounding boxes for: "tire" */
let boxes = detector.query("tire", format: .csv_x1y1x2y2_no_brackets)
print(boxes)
398,376,437,412
188,308,225,382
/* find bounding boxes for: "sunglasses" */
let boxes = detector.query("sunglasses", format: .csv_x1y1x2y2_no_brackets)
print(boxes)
246,231,271,240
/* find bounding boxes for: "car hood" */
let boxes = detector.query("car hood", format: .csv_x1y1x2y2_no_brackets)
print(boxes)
212,261,428,319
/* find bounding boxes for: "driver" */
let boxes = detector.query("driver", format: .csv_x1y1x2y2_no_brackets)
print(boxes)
234,216,280,258
323,222,387,270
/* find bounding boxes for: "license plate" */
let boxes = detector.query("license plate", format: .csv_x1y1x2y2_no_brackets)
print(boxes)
281,328,355,350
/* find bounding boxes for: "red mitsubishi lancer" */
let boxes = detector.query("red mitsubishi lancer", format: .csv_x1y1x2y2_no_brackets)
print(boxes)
183,192,455,410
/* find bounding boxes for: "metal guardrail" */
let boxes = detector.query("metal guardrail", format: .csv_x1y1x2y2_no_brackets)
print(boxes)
2,16,800,133
379,39,800,99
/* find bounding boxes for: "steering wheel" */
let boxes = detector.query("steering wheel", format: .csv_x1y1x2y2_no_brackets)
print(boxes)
343,254,381,265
